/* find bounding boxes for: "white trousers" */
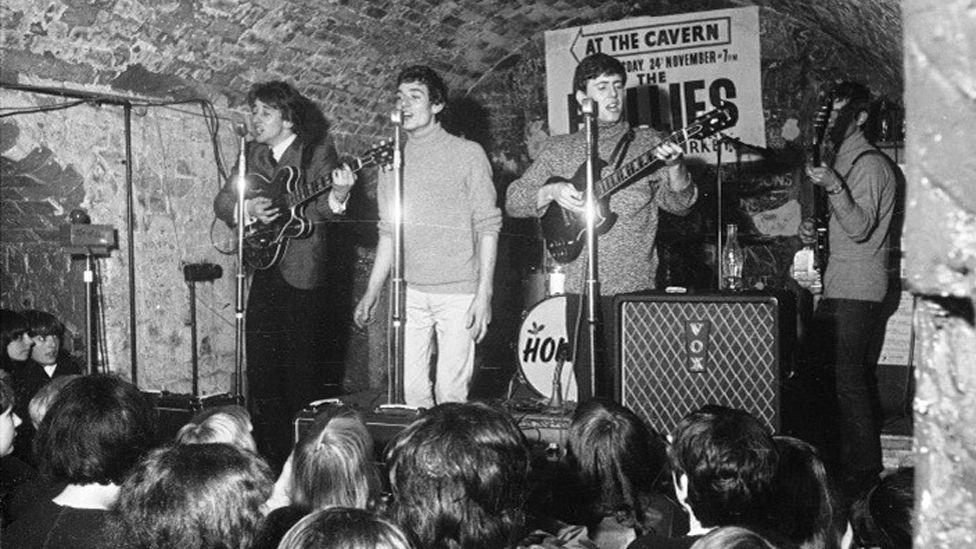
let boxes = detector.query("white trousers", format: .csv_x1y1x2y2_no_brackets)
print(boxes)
403,287,475,407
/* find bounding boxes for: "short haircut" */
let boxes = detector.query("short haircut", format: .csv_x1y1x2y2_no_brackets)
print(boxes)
23,309,65,339
175,404,256,453
278,507,415,549
34,374,156,484
247,81,326,144
396,65,449,106
290,404,380,510
768,436,834,549
568,398,670,529
832,81,872,117
670,405,779,529
387,402,531,549
1,308,30,350
28,374,81,428
573,53,627,93
110,443,273,549
689,526,784,549
851,467,914,549
0,375,14,413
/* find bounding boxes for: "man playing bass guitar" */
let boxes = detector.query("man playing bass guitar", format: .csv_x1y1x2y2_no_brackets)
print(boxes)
505,53,697,399
213,81,355,468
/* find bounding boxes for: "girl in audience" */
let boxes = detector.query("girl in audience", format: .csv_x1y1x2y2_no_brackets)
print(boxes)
3,374,156,549
566,398,683,548
253,403,381,549
109,443,273,549
175,404,257,452
1,309,32,376
278,507,415,549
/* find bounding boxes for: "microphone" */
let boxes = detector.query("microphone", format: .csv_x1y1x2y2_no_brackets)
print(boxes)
234,123,248,137
69,208,91,225
581,98,596,117
390,109,403,126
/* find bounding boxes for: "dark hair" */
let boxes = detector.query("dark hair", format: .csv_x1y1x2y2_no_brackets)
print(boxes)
1,309,30,351
851,468,914,549
23,309,65,339
568,398,671,532
290,404,380,510
387,402,530,549
690,526,785,549
0,375,14,413
279,507,415,549
829,81,873,144
247,80,328,145
34,374,156,484
110,443,273,549
29,374,81,428
573,53,627,94
670,405,779,529
396,65,449,106
768,436,835,549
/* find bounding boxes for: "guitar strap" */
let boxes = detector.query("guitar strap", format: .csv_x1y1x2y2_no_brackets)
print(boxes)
608,127,636,171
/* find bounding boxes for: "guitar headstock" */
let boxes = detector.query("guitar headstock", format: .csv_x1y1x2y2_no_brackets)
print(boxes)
687,102,739,140
810,92,834,165
356,141,395,171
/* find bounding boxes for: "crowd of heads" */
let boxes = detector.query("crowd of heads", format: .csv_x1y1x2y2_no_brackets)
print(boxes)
1,305,914,549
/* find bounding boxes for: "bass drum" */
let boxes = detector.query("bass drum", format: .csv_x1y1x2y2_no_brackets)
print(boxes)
516,294,579,401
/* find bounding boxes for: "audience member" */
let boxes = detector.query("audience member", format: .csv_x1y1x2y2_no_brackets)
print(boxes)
1,309,32,376
108,443,273,549
3,374,156,549
9,310,83,463
689,526,787,549
768,437,837,549
1,376,29,530
629,406,780,549
278,507,415,549
846,468,913,549
175,404,257,453
386,402,532,549
28,374,81,429
253,403,381,549
567,398,683,548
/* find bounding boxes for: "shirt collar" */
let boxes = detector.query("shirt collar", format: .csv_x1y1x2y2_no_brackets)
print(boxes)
271,134,297,162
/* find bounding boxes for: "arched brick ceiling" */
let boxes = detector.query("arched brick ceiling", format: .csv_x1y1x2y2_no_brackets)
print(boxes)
1,0,901,141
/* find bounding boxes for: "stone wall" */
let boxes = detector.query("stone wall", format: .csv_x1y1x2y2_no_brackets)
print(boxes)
1,88,242,393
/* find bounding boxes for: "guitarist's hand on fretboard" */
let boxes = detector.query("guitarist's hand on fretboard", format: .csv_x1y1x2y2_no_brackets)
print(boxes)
798,218,818,246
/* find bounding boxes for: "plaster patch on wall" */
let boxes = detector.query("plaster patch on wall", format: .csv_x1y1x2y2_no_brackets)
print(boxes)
781,118,801,141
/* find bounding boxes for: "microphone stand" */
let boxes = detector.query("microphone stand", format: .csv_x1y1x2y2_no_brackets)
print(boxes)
387,110,406,405
233,127,248,401
581,99,600,399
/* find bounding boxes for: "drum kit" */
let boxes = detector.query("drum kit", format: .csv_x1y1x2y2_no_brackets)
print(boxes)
514,261,580,403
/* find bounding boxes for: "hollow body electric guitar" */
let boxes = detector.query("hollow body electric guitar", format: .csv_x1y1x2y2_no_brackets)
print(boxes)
792,95,833,292
243,142,393,270
540,103,739,264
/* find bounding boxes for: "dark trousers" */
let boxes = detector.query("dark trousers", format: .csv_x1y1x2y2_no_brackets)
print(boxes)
806,297,885,488
569,294,618,401
246,268,345,468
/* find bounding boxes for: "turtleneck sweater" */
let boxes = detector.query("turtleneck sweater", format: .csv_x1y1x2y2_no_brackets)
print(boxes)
506,119,697,295
377,124,501,293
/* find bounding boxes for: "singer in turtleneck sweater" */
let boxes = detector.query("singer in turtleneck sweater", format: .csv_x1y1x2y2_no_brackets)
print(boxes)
506,53,696,400
354,65,501,408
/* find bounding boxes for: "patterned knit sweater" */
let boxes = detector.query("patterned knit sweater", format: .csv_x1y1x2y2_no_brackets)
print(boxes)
506,120,697,295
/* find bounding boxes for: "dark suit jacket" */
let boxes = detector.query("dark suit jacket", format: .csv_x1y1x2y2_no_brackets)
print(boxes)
214,137,340,289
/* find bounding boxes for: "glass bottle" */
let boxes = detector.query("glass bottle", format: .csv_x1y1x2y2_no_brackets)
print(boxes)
722,224,744,291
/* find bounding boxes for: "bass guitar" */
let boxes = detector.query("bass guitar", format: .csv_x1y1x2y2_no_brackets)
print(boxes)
540,103,738,264
243,142,393,270
791,94,833,292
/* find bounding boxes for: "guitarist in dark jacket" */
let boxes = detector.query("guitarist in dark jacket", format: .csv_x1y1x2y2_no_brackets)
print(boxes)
505,53,696,398
213,81,355,468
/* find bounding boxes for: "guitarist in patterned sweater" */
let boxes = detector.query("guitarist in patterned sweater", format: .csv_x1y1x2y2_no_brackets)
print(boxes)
214,81,355,468
798,81,898,501
505,53,696,399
